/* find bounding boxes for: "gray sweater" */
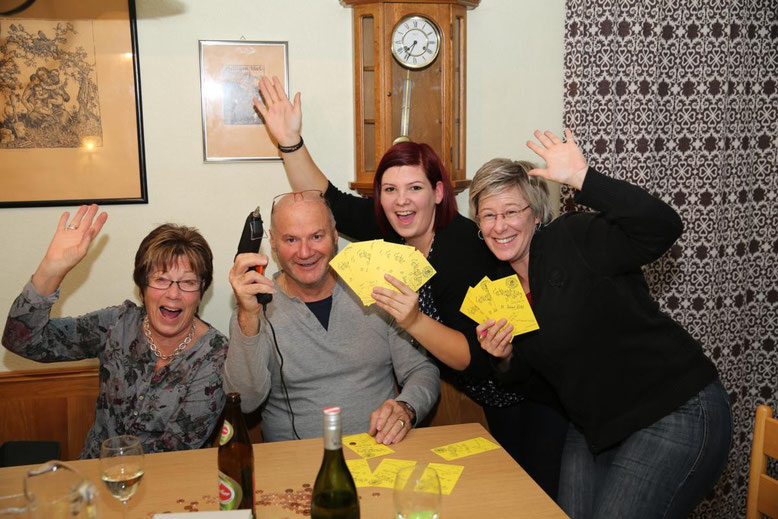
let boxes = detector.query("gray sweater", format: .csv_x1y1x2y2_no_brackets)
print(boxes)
224,275,440,441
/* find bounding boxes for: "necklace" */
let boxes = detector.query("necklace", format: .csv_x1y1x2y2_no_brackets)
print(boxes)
143,315,195,361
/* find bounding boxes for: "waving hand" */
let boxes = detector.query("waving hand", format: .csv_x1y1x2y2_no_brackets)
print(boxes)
526,129,589,190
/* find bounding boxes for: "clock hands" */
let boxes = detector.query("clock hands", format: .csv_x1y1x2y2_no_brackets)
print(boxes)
403,40,418,62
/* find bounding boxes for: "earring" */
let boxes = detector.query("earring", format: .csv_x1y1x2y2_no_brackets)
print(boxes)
477,229,484,241
535,222,543,233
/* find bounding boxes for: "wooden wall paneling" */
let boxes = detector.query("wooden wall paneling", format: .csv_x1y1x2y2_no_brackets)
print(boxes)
421,377,488,430
0,367,99,461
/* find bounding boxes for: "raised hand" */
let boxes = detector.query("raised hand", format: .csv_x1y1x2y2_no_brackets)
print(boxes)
32,204,108,296
526,128,589,190
371,274,421,330
253,75,302,147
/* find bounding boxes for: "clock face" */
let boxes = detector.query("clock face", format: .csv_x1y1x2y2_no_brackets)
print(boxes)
391,15,441,70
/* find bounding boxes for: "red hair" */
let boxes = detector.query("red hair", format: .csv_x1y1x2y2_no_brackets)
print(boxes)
372,142,457,236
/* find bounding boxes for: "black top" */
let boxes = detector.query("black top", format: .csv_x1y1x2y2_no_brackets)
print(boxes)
305,296,333,330
466,168,718,452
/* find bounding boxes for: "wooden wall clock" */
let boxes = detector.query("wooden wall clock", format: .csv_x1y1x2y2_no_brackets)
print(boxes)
341,0,480,195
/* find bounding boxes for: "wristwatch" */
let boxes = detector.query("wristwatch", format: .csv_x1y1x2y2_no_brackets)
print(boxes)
396,400,417,427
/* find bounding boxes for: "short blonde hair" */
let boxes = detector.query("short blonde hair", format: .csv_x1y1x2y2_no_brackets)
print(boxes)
133,224,213,296
469,159,553,226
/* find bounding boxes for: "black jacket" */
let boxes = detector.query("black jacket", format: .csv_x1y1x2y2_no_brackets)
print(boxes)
467,168,718,452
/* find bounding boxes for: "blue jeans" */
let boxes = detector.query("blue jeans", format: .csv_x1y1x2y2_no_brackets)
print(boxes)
558,379,732,519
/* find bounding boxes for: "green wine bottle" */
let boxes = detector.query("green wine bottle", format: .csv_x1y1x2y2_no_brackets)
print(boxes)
311,407,360,519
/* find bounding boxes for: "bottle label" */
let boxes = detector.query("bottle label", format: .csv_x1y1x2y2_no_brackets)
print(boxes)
219,419,234,446
218,470,243,510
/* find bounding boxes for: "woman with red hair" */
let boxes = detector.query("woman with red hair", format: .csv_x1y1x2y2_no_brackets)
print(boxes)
254,77,568,499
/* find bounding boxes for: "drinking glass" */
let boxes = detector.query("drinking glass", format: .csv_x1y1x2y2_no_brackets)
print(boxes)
394,465,441,519
24,461,99,519
0,494,28,518
99,435,144,519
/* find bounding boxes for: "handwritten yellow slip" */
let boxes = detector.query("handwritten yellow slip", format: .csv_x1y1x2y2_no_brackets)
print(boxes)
346,459,464,494
369,458,417,488
431,437,501,461
330,240,436,306
343,432,395,459
426,463,465,495
345,458,374,487
459,274,539,339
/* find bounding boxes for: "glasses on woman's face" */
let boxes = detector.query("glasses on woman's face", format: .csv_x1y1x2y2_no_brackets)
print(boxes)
271,189,325,213
477,205,531,229
147,276,202,292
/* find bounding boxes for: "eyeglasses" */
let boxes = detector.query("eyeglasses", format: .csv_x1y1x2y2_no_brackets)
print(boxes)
477,205,531,227
271,190,325,213
147,276,202,292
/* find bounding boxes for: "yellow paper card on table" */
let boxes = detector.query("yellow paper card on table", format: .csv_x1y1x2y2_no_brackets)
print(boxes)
431,436,501,461
370,458,417,488
426,463,465,495
343,432,394,459
345,458,373,487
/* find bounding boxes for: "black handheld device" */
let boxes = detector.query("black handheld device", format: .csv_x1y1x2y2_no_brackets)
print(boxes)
236,207,272,306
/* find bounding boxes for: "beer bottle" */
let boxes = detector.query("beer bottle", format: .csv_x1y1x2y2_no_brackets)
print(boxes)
215,392,255,513
311,407,359,519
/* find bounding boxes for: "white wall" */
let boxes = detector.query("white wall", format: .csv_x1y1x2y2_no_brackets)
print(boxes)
0,0,564,371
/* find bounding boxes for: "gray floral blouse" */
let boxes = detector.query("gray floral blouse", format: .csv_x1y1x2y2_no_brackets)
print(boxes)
2,281,228,459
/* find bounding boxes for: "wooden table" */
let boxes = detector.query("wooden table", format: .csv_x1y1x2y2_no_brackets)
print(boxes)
0,423,566,518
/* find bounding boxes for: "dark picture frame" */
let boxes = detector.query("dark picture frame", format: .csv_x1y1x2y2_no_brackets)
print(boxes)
0,0,147,207
199,40,288,162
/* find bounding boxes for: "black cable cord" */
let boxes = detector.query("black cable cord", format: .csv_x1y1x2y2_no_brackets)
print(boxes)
262,303,300,440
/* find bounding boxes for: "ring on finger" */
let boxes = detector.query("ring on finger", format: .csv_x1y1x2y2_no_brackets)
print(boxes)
399,419,406,429
67,224,78,230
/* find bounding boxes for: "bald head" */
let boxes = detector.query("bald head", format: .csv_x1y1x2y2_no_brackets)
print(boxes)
270,190,336,232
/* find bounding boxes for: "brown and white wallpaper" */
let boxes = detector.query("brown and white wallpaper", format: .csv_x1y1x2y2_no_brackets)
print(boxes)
562,1,777,516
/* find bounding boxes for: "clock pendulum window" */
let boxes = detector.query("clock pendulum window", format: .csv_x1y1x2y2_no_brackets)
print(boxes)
391,15,442,144
341,0,480,196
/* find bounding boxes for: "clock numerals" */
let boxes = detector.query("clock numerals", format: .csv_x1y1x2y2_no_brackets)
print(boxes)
391,15,441,70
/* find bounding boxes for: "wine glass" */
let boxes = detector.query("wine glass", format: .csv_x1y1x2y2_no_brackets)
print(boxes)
99,435,144,519
393,465,441,519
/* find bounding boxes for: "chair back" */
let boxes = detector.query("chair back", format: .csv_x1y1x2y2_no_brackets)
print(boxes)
747,405,778,518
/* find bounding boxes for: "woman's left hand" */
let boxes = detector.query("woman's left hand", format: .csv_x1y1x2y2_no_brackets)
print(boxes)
372,274,420,330
526,128,589,190
476,318,514,359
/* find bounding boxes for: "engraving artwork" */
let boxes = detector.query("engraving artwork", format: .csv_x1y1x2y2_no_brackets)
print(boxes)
220,64,264,126
0,19,102,149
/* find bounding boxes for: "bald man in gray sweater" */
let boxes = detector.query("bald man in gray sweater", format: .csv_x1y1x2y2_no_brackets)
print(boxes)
224,191,439,443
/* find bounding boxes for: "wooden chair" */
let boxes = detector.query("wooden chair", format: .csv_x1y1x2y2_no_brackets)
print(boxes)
747,405,778,518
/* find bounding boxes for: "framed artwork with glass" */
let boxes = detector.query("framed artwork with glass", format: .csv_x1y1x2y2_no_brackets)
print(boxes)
199,40,288,162
0,0,147,207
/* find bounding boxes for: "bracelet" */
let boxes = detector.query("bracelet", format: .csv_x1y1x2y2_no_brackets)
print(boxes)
277,136,304,153
396,400,417,426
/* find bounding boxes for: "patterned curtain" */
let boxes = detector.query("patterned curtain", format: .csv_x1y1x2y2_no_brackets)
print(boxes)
562,1,777,516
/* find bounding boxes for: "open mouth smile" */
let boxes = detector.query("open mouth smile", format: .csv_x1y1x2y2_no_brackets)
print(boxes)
494,235,516,245
395,210,415,224
159,306,182,320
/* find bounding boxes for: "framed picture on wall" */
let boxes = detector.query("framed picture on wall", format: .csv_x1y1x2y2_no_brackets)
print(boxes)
199,40,288,162
0,0,147,208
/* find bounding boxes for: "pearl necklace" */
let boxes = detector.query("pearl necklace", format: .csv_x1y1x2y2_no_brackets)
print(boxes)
143,315,195,361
